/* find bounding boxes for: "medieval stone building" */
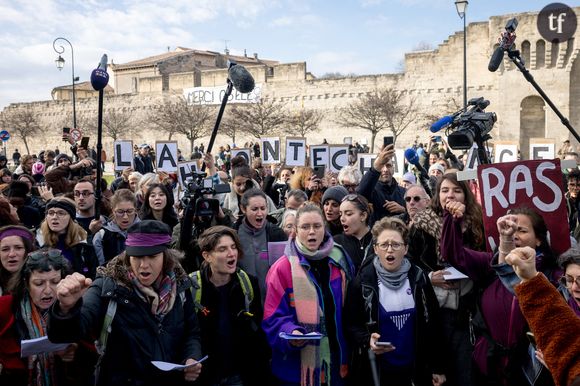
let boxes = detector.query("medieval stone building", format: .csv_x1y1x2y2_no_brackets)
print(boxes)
1,8,579,158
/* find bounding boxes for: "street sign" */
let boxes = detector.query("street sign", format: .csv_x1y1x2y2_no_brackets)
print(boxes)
70,128,82,142
0,130,9,142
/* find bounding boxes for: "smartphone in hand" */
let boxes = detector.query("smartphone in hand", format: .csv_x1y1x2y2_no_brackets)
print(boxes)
383,136,394,148
376,341,394,349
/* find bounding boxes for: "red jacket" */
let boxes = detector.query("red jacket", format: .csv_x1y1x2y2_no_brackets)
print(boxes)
0,295,26,372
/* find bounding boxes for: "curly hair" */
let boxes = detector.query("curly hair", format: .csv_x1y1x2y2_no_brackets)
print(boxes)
371,217,409,245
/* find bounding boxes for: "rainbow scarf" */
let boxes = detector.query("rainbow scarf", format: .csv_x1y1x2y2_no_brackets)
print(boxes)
21,294,56,386
287,236,350,386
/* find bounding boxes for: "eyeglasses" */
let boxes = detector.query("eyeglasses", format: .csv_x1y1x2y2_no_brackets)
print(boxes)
405,196,423,203
28,248,63,260
74,191,94,198
342,193,364,204
46,210,69,218
298,224,324,232
375,242,405,251
284,224,296,230
560,275,580,288
115,209,136,217
342,184,358,190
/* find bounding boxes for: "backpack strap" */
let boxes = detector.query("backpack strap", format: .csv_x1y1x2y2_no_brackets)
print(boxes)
94,298,117,384
189,271,209,316
236,269,254,316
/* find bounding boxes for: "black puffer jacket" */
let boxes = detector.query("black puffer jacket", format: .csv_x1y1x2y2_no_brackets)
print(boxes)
344,259,446,386
49,256,202,386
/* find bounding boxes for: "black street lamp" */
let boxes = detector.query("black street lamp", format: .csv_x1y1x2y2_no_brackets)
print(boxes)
455,0,468,109
53,37,79,129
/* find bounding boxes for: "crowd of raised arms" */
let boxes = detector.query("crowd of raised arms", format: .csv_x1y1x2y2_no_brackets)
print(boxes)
0,138,578,386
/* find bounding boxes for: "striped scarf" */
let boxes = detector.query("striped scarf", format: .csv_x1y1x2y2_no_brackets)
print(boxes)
20,294,56,386
287,237,350,386
128,270,177,319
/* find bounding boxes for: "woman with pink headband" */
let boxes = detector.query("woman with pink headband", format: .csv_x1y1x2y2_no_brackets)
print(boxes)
0,225,36,295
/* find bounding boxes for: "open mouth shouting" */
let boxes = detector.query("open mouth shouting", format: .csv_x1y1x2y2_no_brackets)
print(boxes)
39,295,55,308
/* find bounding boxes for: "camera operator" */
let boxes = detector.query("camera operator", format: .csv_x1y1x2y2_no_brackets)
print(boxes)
263,164,292,208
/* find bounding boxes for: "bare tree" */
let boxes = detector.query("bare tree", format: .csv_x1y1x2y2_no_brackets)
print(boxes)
149,96,212,152
229,99,287,139
285,109,323,137
381,88,420,142
337,88,420,151
103,108,136,141
0,108,42,154
220,111,241,145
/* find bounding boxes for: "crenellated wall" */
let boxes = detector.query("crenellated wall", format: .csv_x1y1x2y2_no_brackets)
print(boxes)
2,8,580,157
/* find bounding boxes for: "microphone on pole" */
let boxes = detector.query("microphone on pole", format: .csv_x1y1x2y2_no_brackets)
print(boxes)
91,54,108,220
404,148,432,196
228,62,255,93
488,18,518,73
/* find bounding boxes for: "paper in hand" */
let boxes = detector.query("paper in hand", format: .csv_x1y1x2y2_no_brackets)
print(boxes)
152,355,209,371
279,332,323,340
21,336,71,357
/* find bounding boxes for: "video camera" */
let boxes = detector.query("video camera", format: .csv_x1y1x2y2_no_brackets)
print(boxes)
180,171,230,217
445,97,497,150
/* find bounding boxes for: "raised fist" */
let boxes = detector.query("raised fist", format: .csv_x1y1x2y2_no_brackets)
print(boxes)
56,272,92,314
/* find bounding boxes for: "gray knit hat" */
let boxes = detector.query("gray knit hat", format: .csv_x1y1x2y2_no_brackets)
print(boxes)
321,185,349,205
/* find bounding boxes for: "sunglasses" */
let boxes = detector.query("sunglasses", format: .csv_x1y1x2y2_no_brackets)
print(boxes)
28,248,63,260
405,196,423,203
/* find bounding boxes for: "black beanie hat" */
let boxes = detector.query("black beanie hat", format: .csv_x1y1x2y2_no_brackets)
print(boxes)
46,198,76,219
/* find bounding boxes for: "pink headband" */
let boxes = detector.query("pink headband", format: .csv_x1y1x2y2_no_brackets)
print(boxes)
0,228,34,242
125,233,171,247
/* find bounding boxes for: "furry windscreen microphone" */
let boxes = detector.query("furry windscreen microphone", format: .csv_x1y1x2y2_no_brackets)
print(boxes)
91,54,109,91
228,64,255,93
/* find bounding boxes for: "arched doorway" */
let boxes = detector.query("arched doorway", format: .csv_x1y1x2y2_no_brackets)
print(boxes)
520,96,546,159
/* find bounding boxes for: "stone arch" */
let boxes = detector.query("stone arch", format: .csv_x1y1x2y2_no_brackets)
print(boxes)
551,41,559,68
536,39,546,68
520,96,546,159
521,40,531,67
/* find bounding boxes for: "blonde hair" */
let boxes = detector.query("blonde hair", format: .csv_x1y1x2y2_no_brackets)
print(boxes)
40,197,87,247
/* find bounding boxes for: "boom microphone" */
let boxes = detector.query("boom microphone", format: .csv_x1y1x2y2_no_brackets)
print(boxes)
228,62,255,93
430,115,454,133
404,148,420,166
91,54,109,91
488,46,504,72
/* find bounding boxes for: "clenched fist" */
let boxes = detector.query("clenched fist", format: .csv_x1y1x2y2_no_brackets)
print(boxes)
56,272,92,314
504,246,537,282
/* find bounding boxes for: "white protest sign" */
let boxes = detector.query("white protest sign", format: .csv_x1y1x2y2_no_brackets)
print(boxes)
231,148,252,166
113,140,133,172
155,141,178,172
392,149,406,178
261,137,281,165
464,143,480,171
285,137,307,167
177,161,199,190
357,153,377,174
309,145,329,168
329,145,349,173
493,141,518,163
530,138,556,160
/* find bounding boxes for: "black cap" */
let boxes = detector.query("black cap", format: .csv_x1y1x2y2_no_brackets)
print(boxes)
125,220,172,257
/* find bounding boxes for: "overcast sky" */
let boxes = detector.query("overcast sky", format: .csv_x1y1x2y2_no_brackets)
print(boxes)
0,0,570,110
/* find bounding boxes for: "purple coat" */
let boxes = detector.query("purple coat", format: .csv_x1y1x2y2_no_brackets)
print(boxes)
440,211,530,376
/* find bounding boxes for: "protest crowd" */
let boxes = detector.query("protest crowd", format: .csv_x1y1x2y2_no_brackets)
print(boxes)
0,132,578,386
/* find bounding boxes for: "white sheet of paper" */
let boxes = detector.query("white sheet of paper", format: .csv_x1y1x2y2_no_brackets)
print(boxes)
279,332,323,340
21,336,71,357
151,355,209,371
443,266,469,280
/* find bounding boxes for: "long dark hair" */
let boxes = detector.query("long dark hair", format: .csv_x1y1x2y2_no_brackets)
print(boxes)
431,172,484,248
139,183,178,229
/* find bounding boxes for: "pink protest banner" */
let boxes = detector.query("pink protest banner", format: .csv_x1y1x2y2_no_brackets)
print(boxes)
477,159,570,255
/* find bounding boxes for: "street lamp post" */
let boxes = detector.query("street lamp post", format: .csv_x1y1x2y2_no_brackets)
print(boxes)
455,0,468,109
53,37,78,129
